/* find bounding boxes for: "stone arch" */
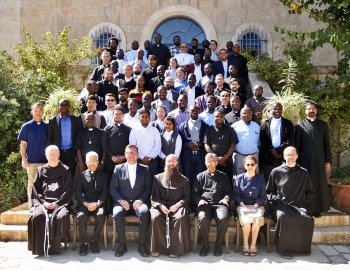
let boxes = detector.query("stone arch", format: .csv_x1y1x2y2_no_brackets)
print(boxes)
232,23,273,56
140,5,217,45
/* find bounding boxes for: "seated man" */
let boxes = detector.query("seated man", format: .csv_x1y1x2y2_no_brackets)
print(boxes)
75,151,108,256
28,145,74,256
266,147,314,259
110,145,152,257
192,153,232,257
149,154,191,258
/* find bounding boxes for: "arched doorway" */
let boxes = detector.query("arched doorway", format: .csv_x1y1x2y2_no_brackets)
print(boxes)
152,17,207,48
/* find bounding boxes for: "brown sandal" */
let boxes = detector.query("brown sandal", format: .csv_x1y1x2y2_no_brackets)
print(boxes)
249,246,257,256
151,251,160,257
242,246,250,256
169,254,178,258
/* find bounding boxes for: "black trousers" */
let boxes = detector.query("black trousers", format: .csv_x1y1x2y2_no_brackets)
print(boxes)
60,149,77,177
196,204,230,247
77,205,106,244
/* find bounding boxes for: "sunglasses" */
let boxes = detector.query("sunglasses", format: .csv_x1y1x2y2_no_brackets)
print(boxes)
246,163,255,167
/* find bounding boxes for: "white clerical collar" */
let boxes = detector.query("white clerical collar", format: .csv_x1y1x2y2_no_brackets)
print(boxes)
307,117,316,121
124,77,133,82
127,162,137,168
190,118,200,123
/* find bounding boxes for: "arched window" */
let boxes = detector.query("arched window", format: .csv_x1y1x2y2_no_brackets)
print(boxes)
152,17,206,48
97,33,116,48
237,26,268,58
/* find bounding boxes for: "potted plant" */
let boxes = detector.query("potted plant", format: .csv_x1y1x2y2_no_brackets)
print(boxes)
328,166,350,210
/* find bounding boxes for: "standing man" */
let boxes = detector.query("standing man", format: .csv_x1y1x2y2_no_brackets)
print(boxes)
153,77,179,102
267,147,314,259
225,95,241,125
198,63,215,90
204,110,238,180
148,33,171,68
129,109,162,176
195,81,218,113
231,107,260,176
81,80,104,113
188,38,204,59
148,65,166,94
116,49,128,74
123,98,140,129
110,145,152,257
117,64,136,91
97,68,119,101
106,37,118,61
225,65,247,97
138,94,157,122
245,85,267,125
178,105,208,187
47,99,82,176
193,153,232,257
213,49,232,79
80,95,107,129
142,55,158,88
226,41,234,56
75,151,108,256
168,95,190,131
169,35,181,57
187,53,205,81
179,73,204,107
101,93,117,126
143,40,151,58
18,103,48,209
294,102,332,217
129,49,149,70
125,41,143,62
151,85,178,114
175,42,195,73
118,88,129,114
260,102,294,182
110,60,125,83
228,44,249,86
199,96,218,126
229,78,247,106
90,50,111,82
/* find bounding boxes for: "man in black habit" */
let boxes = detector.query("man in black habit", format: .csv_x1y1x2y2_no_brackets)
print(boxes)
192,153,232,257
266,146,314,259
110,145,151,257
294,102,332,218
28,145,74,256
75,151,108,256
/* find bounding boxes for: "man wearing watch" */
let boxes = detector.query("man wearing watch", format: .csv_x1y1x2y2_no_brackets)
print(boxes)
110,144,152,258
75,151,109,256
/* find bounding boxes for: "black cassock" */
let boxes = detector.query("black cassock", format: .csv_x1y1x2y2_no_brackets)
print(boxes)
294,119,332,213
267,164,314,255
28,162,73,256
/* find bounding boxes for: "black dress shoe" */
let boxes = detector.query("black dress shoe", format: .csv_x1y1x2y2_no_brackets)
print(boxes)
282,253,293,259
214,244,222,256
91,240,100,254
115,242,127,257
138,243,149,257
199,245,210,257
313,212,322,218
79,243,88,256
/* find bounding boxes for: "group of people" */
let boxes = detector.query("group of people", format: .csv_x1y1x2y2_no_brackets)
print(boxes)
18,33,332,261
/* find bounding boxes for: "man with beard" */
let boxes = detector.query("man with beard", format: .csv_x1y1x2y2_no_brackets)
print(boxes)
213,49,233,79
266,147,314,259
228,44,249,86
75,151,108,256
230,78,247,106
125,41,142,62
143,40,151,58
245,85,267,125
118,88,129,114
132,63,143,80
195,81,219,113
148,33,171,68
226,41,234,56
28,145,74,256
178,105,208,187
294,102,332,217
142,55,158,88
110,60,125,83
90,50,111,82
151,85,178,114
225,65,247,97
188,38,204,59
76,113,105,173
231,107,260,176
260,102,294,182
97,68,119,103
148,65,166,95
180,73,204,107
130,49,148,70
110,144,151,257
192,153,232,257
199,96,218,126
202,48,214,66
169,35,181,57
202,39,210,50
168,95,190,131
153,77,179,102
149,154,191,258
204,109,238,181
198,63,215,90
225,95,242,125
106,37,118,61
81,80,104,113
213,74,230,96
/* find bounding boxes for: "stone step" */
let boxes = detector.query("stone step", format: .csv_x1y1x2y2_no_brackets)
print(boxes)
1,203,348,228
1,223,349,246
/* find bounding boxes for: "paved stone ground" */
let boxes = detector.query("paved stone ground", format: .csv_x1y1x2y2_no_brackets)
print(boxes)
0,242,349,271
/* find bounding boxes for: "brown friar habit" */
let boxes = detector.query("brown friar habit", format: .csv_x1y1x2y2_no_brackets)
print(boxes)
267,163,314,255
149,172,191,255
28,161,74,256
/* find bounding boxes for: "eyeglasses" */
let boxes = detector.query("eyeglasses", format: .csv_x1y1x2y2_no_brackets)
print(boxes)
106,99,115,102
125,152,137,156
246,163,256,167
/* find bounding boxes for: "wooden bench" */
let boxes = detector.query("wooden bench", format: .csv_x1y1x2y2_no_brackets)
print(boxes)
112,215,140,251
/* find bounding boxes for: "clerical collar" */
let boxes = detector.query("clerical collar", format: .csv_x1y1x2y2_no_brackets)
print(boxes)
88,128,93,131
307,117,316,121
124,77,133,82
115,123,122,126
190,118,200,123
127,162,137,168
89,171,95,174
207,170,216,176
36,122,41,125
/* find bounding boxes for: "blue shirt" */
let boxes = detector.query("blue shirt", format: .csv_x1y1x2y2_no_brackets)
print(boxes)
17,119,48,163
60,114,73,149
198,110,215,126
233,173,266,206
231,120,260,154
174,79,188,93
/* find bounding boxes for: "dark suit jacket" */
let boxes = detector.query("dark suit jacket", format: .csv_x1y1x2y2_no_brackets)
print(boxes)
75,170,109,208
153,89,179,102
179,86,204,99
89,64,109,82
110,162,152,206
148,76,164,95
47,114,82,149
260,117,294,167
178,119,208,150
213,60,233,78
97,80,119,102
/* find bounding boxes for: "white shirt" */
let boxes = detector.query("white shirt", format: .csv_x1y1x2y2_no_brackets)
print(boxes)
175,53,195,66
125,49,148,63
222,61,228,78
129,124,162,159
127,163,137,188
270,117,282,148
166,89,173,101
158,130,182,159
117,59,128,74
123,112,140,129
101,110,114,126
194,64,203,81
199,110,215,126
187,85,196,108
